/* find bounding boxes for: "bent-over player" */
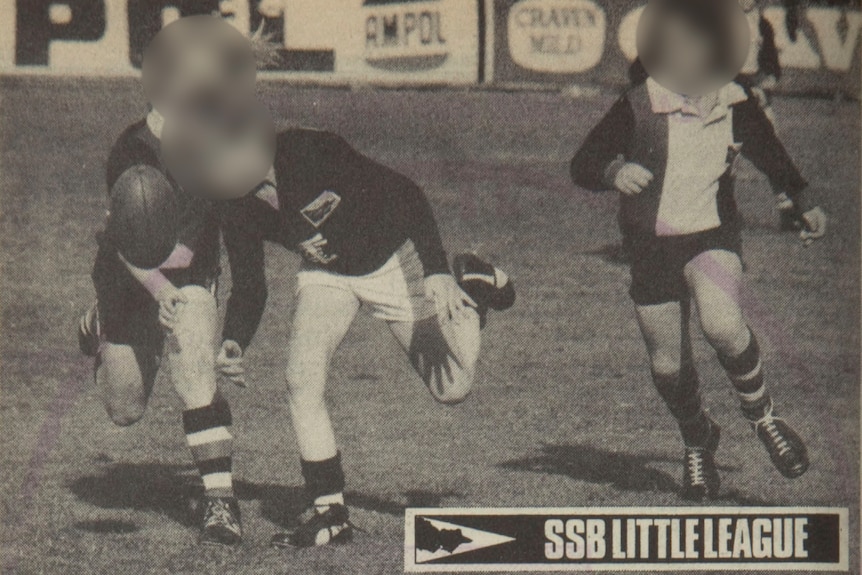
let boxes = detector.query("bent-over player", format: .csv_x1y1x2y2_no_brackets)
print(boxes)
215,128,515,547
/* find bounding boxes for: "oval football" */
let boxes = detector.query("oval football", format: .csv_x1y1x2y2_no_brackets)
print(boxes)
107,165,180,269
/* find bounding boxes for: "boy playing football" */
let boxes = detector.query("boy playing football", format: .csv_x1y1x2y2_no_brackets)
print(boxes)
570,0,826,500
76,16,269,546
213,128,515,547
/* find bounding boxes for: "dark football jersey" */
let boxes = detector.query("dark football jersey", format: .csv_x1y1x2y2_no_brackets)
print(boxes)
93,118,221,296
221,129,449,349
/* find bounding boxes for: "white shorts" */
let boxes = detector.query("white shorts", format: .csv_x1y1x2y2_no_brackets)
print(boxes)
295,241,436,324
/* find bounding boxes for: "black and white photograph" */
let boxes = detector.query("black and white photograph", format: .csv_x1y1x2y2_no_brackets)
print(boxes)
0,0,858,573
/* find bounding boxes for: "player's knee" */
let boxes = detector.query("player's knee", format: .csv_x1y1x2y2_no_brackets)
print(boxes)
429,368,474,406
285,347,330,393
700,312,747,355
106,402,146,427
97,349,150,426
648,351,681,378
285,372,325,404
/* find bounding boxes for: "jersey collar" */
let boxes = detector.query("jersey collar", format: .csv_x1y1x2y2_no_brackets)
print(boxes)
646,77,748,122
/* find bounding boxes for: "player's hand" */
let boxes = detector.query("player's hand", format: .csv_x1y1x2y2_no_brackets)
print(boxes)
257,0,284,18
155,284,188,331
217,340,246,388
800,206,827,246
614,163,654,196
425,274,477,324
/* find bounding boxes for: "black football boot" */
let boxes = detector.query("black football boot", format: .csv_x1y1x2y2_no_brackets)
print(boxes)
453,253,515,328
749,401,809,479
271,504,353,548
680,417,721,501
200,496,243,547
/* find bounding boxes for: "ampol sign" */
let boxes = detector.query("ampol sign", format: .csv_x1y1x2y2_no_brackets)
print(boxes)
0,0,481,85
491,0,862,95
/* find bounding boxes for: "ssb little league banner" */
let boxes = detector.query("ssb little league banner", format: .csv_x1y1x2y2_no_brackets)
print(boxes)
404,507,849,572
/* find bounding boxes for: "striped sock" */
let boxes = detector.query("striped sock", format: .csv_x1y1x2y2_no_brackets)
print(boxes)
183,395,234,498
718,329,771,421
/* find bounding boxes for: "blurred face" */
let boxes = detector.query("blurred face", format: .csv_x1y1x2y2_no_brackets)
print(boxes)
142,16,256,116
142,15,276,201
657,16,717,93
636,0,750,97
161,98,276,201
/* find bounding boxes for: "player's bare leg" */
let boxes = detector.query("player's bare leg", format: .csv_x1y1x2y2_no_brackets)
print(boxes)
96,344,159,427
169,285,242,546
389,252,513,404
272,285,359,548
388,312,480,405
636,300,720,500
686,250,808,478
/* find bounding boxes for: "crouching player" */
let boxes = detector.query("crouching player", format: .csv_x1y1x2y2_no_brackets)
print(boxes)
215,129,515,547
77,112,241,545
75,16,264,546
570,0,826,500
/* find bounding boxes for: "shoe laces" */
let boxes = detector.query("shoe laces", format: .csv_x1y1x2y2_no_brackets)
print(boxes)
685,448,708,486
205,499,238,530
755,405,791,457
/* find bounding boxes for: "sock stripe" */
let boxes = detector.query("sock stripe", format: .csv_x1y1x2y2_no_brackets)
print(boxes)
730,359,762,383
189,437,232,463
461,272,496,284
314,493,345,507
738,386,767,404
198,456,232,477
182,397,232,434
201,472,233,491
186,426,232,447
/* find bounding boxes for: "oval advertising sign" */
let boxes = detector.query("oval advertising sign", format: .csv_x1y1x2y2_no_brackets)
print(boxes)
508,0,606,74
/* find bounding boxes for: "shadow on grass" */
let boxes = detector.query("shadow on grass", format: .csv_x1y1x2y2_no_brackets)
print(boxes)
73,519,140,534
498,443,771,506
345,490,462,517
581,243,630,266
68,462,462,529
67,462,305,528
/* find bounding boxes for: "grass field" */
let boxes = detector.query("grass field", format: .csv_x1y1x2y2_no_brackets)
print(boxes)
0,77,859,575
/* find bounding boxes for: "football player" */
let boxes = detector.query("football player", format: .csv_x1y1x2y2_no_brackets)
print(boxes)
76,15,268,546
213,129,515,548
570,0,826,501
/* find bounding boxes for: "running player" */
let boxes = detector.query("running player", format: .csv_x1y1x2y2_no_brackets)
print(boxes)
570,0,826,500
